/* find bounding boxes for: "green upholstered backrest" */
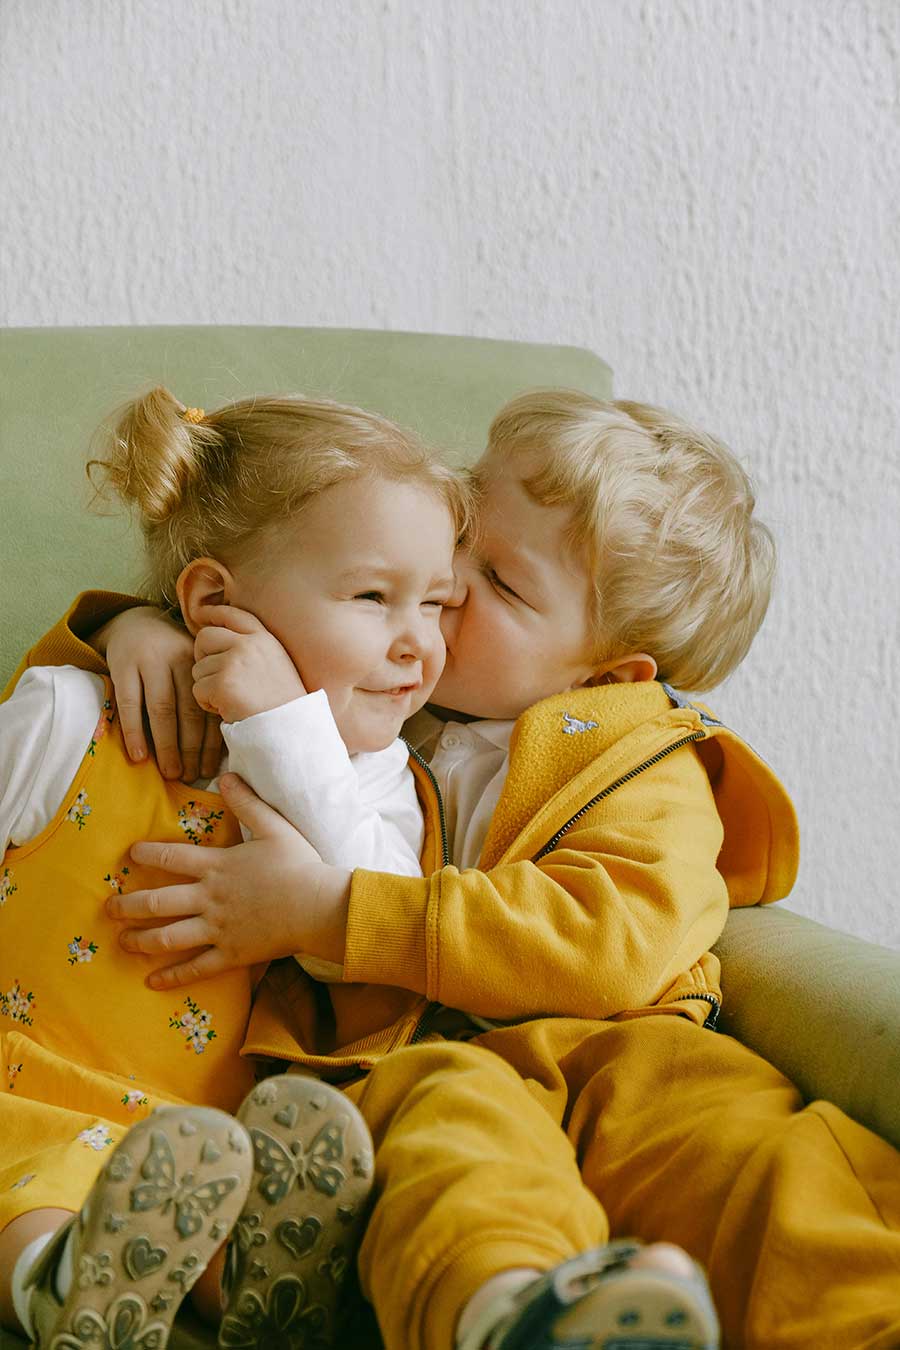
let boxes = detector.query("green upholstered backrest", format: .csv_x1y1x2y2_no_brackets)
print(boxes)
0,327,612,686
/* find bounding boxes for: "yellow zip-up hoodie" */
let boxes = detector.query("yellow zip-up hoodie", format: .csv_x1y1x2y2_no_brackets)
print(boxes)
5,593,800,1080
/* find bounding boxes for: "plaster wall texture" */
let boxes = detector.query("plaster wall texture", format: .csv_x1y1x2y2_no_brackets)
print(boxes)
2,0,899,947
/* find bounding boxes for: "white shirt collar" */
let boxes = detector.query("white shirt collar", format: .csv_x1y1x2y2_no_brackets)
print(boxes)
403,707,514,758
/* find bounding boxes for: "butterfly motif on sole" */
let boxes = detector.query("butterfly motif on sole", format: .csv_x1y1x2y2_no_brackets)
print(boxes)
130,1130,242,1238
250,1121,347,1203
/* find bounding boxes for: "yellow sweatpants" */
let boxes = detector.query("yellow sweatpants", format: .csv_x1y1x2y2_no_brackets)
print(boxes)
4,1016,899,1349
345,1016,900,1350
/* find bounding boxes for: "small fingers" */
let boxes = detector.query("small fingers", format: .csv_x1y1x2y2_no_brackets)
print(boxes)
142,669,182,780
172,662,209,784
146,948,228,991
197,606,263,637
193,627,238,661
110,669,149,764
217,773,299,842
128,839,212,875
199,713,224,781
107,882,199,921
119,917,209,956
193,618,262,663
190,673,223,718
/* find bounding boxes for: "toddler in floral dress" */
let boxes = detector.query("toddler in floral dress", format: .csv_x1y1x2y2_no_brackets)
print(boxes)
0,387,466,1347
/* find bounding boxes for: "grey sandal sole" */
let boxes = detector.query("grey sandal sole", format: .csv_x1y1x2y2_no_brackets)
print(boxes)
26,1105,253,1350
218,1074,374,1349
494,1242,719,1350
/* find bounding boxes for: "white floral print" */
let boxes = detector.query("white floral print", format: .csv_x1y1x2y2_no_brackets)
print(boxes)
0,867,16,906
178,801,224,845
77,1125,114,1151
0,980,35,1026
169,995,217,1054
66,789,92,830
67,935,99,965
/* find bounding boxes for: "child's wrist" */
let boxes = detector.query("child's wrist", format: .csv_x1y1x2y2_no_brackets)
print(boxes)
222,690,308,728
87,616,117,657
305,864,351,966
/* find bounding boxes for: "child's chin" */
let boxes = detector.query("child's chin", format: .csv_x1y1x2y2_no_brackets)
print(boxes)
347,727,403,756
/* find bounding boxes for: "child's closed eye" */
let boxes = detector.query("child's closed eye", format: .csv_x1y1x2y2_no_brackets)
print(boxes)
483,566,520,600
355,591,386,604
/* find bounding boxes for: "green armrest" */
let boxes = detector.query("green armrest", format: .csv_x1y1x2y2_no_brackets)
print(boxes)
713,907,900,1152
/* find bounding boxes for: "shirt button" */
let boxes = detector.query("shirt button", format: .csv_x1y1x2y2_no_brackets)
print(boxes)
442,733,460,748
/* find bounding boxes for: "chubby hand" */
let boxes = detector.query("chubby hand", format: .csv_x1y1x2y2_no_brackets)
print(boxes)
106,774,351,989
192,605,307,723
94,605,223,782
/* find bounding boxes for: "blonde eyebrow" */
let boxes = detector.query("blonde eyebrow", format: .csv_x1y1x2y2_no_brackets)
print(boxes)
338,565,456,591
337,564,398,581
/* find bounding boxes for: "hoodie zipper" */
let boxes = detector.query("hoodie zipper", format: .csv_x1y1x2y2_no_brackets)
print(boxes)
675,991,721,1029
403,741,450,868
403,727,707,1045
403,741,451,1047
533,731,707,861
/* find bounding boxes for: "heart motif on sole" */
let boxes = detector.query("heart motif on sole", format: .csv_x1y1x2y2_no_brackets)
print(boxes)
276,1216,322,1259
274,1102,298,1128
123,1236,168,1280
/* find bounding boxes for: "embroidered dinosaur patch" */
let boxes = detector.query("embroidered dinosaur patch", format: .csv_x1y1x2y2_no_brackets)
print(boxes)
561,712,598,736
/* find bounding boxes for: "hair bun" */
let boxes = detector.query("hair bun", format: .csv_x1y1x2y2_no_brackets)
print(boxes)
89,386,217,523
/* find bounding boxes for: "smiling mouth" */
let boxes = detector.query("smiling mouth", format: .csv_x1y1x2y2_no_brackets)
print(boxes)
361,683,421,697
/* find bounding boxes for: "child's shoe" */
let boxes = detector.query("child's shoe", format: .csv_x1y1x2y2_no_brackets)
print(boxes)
459,1240,719,1350
218,1074,374,1349
24,1104,253,1349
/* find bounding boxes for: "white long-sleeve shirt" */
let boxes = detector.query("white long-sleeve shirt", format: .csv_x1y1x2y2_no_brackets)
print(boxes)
0,670,516,867
0,666,424,863
0,667,428,978
1,669,516,980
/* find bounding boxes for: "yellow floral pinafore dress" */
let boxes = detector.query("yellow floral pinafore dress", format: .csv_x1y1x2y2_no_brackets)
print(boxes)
0,680,256,1228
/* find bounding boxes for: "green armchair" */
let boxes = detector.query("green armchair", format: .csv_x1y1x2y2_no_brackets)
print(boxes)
2,326,898,1348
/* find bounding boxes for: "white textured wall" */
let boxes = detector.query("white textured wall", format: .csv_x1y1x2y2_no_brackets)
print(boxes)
2,1,899,946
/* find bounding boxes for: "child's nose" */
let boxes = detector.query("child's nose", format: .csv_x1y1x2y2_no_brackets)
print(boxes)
390,612,430,663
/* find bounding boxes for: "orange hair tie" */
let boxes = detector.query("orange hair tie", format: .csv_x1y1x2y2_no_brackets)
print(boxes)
182,406,206,424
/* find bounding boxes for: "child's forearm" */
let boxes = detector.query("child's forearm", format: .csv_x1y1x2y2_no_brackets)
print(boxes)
343,845,729,1022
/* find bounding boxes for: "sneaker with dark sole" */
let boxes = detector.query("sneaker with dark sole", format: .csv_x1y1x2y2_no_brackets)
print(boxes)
218,1074,375,1349
25,1104,253,1349
465,1241,720,1350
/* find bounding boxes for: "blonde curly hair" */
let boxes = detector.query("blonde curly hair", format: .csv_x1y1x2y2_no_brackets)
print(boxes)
89,387,472,610
483,390,776,692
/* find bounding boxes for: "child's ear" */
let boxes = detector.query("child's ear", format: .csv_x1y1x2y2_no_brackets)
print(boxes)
594,653,658,685
176,558,234,636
